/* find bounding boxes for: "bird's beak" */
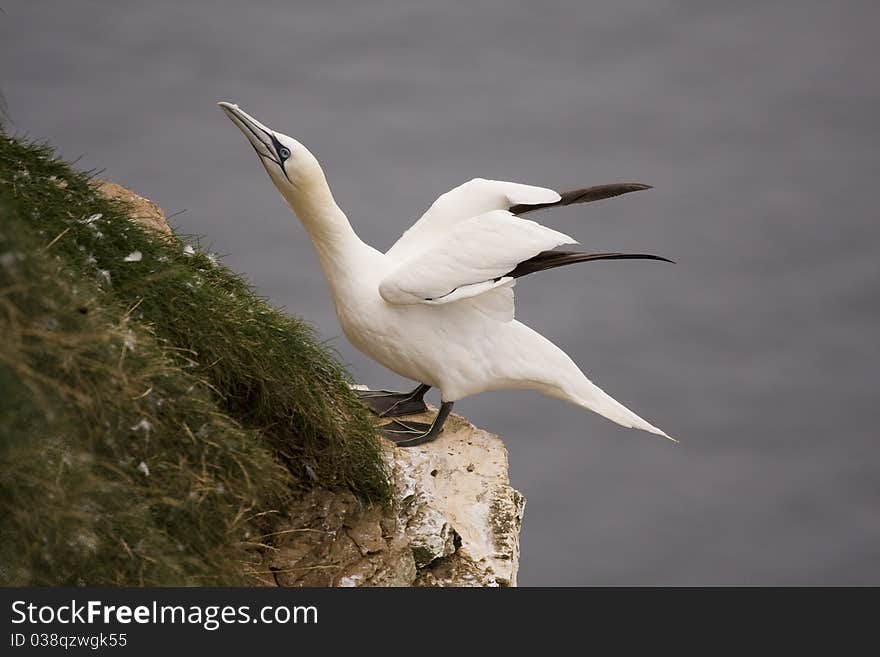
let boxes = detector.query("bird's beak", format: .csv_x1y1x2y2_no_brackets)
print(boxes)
218,101,284,168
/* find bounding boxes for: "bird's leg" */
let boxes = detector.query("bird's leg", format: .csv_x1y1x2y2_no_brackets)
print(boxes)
381,401,453,447
355,383,431,417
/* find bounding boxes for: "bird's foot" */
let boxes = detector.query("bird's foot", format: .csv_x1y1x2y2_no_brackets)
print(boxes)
354,385,429,417
379,419,442,447
379,401,454,448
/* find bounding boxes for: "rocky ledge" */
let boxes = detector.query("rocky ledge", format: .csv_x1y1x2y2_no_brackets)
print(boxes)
262,409,525,587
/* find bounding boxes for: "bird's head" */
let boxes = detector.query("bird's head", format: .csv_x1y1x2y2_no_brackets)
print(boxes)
218,101,325,197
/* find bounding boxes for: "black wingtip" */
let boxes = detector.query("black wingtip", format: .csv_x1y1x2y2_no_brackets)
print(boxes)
507,250,676,279
511,182,655,215
614,253,675,264
593,182,653,196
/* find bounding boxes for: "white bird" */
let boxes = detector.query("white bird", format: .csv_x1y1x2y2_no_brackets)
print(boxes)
219,102,674,445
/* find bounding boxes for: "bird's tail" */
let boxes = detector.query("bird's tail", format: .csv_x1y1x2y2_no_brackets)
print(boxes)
504,321,674,441
546,372,675,442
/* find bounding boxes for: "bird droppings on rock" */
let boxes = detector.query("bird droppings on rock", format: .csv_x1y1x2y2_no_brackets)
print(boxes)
130,418,152,433
123,330,137,352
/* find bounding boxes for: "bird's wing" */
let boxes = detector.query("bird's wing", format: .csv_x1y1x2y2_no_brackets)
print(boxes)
385,178,561,261
379,209,576,321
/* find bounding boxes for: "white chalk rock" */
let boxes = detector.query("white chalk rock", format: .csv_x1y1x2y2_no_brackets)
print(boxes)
262,409,525,587
389,410,525,586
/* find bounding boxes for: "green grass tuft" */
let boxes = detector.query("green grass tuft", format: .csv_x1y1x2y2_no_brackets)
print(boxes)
0,132,389,585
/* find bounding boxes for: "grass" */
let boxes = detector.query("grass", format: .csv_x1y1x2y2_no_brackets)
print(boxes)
0,130,389,585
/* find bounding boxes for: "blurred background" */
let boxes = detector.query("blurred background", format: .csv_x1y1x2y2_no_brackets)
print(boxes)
2,0,878,585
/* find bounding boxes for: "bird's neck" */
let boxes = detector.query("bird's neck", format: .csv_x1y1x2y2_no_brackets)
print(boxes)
281,177,373,288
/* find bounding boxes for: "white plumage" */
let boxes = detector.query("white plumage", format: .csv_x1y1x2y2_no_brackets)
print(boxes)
219,102,673,444
385,177,563,260
380,208,574,307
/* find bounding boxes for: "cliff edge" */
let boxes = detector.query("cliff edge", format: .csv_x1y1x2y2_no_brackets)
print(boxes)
92,181,526,587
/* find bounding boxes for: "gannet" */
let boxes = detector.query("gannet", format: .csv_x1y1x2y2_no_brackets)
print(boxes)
219,102,674,445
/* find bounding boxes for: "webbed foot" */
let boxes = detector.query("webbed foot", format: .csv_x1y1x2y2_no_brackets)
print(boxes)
355,384,430,417
379,401,454,447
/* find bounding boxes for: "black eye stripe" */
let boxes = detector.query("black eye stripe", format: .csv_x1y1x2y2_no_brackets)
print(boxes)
264,133,293,183
269,134,290,160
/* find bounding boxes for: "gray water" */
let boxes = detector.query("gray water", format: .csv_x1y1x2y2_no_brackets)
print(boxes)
2,0,878,585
